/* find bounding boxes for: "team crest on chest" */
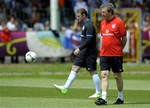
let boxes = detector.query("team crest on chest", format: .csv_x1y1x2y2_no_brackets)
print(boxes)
112,24,116,28
106,29,109,33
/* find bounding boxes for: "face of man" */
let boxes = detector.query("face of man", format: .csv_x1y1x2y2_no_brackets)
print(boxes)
101,7,111,21
76,12,84,23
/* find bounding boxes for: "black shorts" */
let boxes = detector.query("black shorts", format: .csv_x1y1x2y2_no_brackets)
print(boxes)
74,49,97,71
100,56,123,73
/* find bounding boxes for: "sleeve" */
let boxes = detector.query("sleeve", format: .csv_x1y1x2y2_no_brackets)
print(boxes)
119,19,126,37
79,37,92,50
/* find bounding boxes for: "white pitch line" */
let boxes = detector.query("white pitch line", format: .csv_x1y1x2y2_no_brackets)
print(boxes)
0,71,150,76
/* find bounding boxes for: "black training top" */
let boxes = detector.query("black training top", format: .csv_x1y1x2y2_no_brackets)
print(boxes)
79,19,97,51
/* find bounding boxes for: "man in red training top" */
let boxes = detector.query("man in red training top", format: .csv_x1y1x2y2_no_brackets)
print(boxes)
95,3,127,105
1,22,11,42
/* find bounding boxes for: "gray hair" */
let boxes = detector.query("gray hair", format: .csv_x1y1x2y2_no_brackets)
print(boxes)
100,3,114,15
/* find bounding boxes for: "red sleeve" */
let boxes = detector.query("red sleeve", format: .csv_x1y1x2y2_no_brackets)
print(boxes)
118,19,126,37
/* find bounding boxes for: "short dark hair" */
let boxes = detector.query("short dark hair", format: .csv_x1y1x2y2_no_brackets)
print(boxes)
100,3,114,15
76,8,88,16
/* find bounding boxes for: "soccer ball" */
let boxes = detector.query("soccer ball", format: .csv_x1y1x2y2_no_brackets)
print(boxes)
25,51,37,63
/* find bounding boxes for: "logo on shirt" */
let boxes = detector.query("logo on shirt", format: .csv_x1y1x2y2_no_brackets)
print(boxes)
106,29,109,33
82,26,85,30
112,24,116,28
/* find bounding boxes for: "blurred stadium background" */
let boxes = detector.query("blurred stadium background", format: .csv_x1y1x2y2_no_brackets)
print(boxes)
0,1,150,107
0,0,150,64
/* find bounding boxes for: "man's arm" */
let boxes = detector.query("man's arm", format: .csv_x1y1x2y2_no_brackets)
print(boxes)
121,36,127,49
74,37,92,56
79,37,92,50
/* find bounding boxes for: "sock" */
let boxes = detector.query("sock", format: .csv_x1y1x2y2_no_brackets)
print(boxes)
92,74,100,94
102,91,107,101
64,71,77,89
118,91,123,100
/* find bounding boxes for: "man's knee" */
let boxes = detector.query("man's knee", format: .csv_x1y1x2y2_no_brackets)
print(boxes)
113,73,122,79
101,71,109,79
72,65,80,72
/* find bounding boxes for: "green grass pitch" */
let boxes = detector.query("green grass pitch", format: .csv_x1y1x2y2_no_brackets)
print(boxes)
0,63,150,108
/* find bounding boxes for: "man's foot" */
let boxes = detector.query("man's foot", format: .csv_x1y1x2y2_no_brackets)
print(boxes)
94,98,107,105
53,84,68,94
89,93,101,98
114,98,124,104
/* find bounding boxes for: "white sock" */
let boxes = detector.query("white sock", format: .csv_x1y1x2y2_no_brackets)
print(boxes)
64,71,77,89
118,91,123,100
102,91,107,101
92,74,100,94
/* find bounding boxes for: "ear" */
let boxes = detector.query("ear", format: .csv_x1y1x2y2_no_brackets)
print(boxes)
83,14,86,18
